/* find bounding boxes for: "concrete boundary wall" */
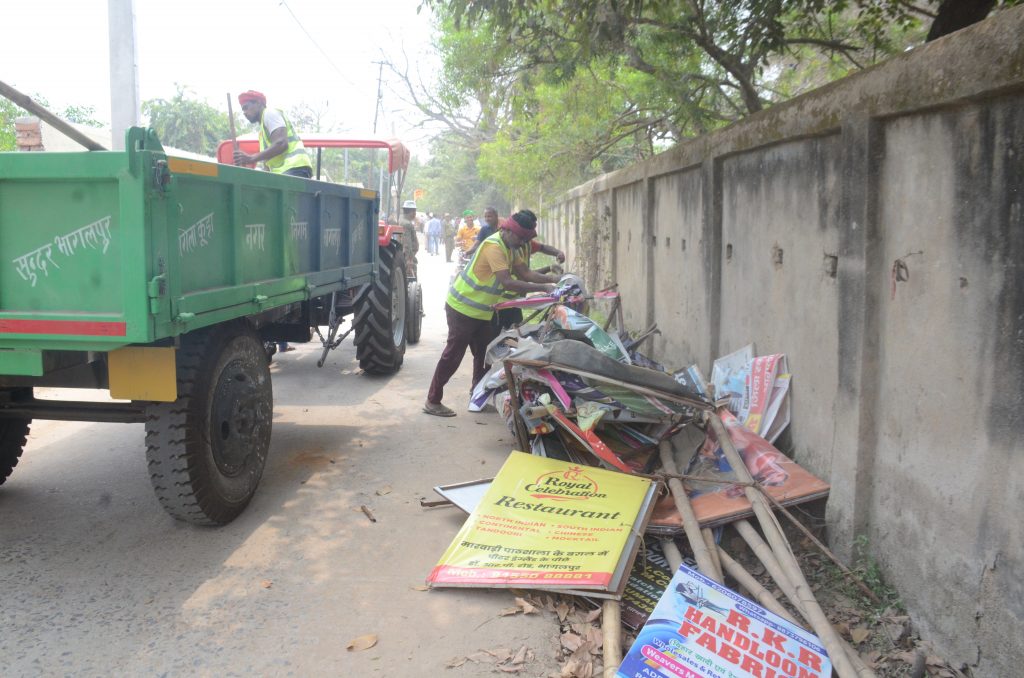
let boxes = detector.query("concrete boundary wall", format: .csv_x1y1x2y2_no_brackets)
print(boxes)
544,9,1024,675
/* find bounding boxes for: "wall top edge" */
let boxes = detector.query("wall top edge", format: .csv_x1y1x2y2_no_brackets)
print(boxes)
560,5,1024,201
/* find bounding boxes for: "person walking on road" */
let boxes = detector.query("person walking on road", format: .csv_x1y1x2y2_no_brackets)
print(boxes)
442,213,457,262
424,210,558,417
426,213,443,256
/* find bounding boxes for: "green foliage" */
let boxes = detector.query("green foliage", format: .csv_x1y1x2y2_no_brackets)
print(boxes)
142,85,239,156
0,98,20,151
850,534,905,613
414,0,949,202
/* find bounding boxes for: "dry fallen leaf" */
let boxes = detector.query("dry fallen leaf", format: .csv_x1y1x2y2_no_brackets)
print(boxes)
556,601,570,623
497,666,523,674
260,580,273,589
851,627,871,644
483,647,513,662
346,634,378,651
499,607,520,617
446,656,467,668
515,597,537,614
583,607,602,623
410,584,430,591
376,485,392,496
510,645,529,665
586,626,603,651
560,632,583,653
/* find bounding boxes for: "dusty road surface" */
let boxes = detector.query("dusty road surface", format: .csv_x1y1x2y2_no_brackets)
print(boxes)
0,250,562,676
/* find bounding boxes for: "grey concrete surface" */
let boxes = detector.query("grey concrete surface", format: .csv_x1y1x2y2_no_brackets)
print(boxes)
543,9,1024,675
0,250,561,676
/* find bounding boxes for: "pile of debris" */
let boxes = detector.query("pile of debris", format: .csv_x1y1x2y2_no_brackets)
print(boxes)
424,284,942,678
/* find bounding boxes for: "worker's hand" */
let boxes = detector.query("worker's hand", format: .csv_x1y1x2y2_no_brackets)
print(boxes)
233,150,256,166
554,249,566,264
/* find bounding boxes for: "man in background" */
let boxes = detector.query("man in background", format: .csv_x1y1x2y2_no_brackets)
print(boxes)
442,213,457,262
426,213,443,256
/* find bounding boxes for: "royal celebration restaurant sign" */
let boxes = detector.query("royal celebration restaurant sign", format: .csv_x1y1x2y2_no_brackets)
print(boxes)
428,451,657,597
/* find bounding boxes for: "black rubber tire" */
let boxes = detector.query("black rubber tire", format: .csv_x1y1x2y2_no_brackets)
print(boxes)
406,280,423,345
145,323,273,525
0,418,30,486
353,243,407,374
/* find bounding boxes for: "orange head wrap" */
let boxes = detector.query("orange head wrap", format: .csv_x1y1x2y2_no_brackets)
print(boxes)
237,90,266,106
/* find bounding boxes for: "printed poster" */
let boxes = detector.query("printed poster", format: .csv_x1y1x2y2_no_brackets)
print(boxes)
428,451,656,595
617,564,832,678
647,411,829,532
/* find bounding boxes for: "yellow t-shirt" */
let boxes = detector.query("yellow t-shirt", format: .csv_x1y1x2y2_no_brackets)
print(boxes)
471,239,528,282
456,224,479,251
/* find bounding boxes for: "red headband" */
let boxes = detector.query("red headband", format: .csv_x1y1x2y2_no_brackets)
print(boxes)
238,90,266,106
500,216,536,241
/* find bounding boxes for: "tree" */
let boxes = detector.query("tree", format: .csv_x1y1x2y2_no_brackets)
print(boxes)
142,85,238,155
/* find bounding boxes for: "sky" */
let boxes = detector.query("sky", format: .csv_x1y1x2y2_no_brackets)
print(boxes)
1,0,440,154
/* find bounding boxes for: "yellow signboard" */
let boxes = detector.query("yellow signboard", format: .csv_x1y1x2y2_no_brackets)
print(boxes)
428,451,656,595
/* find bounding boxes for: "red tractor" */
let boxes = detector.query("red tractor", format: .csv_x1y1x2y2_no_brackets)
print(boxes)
216,136,423,369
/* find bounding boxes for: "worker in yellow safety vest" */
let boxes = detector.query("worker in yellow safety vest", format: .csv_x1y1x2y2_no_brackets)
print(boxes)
234,90,314,178
424,210,559,417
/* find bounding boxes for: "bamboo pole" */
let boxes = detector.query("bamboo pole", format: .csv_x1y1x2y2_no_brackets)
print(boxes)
708,411,859,678
733,522,876,678
716,546,803,627
504,362,531,452
757,485,881,605
602,599,622,678
703,528,723,577
0,80,107,151
658,440,722,582
660,538,683,572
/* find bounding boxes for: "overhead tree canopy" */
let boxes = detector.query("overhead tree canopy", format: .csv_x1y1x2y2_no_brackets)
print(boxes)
400,0,1012,204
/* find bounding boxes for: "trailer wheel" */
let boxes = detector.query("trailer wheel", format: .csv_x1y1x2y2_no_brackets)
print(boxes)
0,418,30,486
406,280,423,345
353,242,407,374
145,324,273,525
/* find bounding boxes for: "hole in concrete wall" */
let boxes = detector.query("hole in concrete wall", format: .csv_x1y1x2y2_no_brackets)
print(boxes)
726,244,733,260
960,276,969,288
681,239,687,252
665,237,671,248
651,235,658,246
824,253,838,278
772,243,784,268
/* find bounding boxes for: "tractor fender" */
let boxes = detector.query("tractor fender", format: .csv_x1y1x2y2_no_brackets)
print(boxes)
378,222,403,248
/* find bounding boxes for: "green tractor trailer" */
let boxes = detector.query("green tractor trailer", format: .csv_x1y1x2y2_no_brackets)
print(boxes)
0,127,412,525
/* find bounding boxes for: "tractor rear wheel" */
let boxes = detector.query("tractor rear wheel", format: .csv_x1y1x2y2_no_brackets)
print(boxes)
353,243,407,374
145,323,273,525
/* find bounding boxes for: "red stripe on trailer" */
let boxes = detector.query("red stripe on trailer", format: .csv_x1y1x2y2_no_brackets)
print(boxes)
0,319,127,336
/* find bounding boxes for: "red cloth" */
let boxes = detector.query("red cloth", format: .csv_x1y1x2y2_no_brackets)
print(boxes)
500,216,536,241
238,90,266,106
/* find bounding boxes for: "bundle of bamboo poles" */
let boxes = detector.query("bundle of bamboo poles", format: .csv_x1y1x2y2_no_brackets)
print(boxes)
600,411,876,677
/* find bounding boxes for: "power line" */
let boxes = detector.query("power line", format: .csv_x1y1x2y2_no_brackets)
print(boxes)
278,1,357,88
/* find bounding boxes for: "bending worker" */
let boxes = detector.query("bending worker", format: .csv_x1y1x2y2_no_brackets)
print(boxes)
233,90,313,178
424,210,558,417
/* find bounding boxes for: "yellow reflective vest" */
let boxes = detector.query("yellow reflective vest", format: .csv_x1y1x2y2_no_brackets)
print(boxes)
447,232,521,320
259,109,313,174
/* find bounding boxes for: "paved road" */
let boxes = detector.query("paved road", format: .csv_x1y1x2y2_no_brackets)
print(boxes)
0,250,561,676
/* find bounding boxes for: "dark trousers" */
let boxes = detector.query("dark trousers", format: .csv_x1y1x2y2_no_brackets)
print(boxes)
444,238,455,262
427,304,496,404
283,166,313,178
